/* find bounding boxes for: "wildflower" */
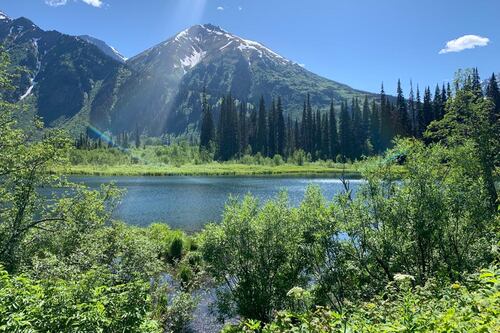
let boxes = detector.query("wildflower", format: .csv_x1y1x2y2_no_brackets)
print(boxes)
394,273,415,282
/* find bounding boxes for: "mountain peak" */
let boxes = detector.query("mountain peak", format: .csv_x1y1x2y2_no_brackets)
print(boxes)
200,23,226,32
78,35,127,63
0,10,10,21
168,24,292,66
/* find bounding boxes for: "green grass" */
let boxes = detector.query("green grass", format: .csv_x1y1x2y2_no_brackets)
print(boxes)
50,162,361,177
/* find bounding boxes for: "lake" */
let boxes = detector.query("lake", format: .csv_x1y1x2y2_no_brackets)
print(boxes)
65,175,364,232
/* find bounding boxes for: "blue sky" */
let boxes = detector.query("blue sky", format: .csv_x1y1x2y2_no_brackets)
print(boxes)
1,0,499,94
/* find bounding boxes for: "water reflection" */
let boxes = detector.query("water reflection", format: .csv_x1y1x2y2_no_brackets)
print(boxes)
61,176,364,232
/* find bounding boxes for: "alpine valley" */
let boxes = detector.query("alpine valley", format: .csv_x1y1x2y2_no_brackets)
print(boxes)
0,10,376,136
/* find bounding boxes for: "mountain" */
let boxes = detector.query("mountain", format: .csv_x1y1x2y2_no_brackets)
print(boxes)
0,10,123,134
1,11,377,137
78,35,127,63
91,24,376,135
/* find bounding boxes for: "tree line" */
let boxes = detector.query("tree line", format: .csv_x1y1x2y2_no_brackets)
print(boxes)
200,69,500,162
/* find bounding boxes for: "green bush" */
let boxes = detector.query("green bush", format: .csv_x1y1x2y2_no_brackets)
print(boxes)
226,266,500,332
169,237,184,261
0,267,161,333
200,188,328,322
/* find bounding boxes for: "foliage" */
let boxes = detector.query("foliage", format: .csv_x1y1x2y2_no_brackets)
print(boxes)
0,267,161,333
200,188,329,322
226,266,500,332
0,50,199,332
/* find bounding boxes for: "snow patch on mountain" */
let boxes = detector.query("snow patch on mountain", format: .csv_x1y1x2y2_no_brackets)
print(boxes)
78,35,127,63
174,29,189,42
198,24,290,64
180,48,206,69
110,46,127,61
20,37,42,101
0,11,10,21
20,84,34,101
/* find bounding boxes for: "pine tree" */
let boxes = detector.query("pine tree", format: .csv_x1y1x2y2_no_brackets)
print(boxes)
395,79,410,136
286,115,294,156
361,96,370,147
486,73,500,120
306,94,313,154
256,96,268,155
379,84,393,150
446,82,453,100
315,109,322,157
217,94,239,160
249,107,258,154
134,124,140,148
338,101,352,159
408,81,416,136
199,90,215,150
239,101,248,154
294,119,301,153
422,87,433,130
441,84,448,118
370,99,381,153
433,85,443,120
416,86,425,137
471,67,483,98
351,98,362,158
276,97,286,157
321,113,330,159
329,101,339,159
268,100,277,157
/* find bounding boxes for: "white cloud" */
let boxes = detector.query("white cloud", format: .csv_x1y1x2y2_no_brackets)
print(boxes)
45,0,68,7
81,0,103,7
439,34,490,54
45,0,103,8
238,6,243,11
217,6,224,11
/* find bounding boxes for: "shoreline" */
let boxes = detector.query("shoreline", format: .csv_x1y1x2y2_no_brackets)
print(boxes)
50,163,362,177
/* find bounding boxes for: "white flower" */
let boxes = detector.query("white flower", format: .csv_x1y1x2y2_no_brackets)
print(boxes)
394,273,415,282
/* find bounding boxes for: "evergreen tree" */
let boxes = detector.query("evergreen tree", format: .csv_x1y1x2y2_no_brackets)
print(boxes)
395,79,410,136
408,81,417,136
486,73,500,119
134,125,140,148
306,94,313,154
300,101,308,152
471,67,483,98
217,94,239,160
294,119,301,152
416,86,425,137
351,98,362,158
422,87,433,129
276,97,286,157
286,115,294,157
338,101,352,159
446,82,453,100
361,96,370,147
199,90,215,150
329,101,339,159
433,85,443,120
256,96,268,155
315,109,322,157
249,107,258,153
370,99,381,153
321,113,330,159
239,101,248,154
268,100,277,157
379,84,393,150
440,83,448,120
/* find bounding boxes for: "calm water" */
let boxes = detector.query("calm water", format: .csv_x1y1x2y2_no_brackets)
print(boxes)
65,175,363,232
